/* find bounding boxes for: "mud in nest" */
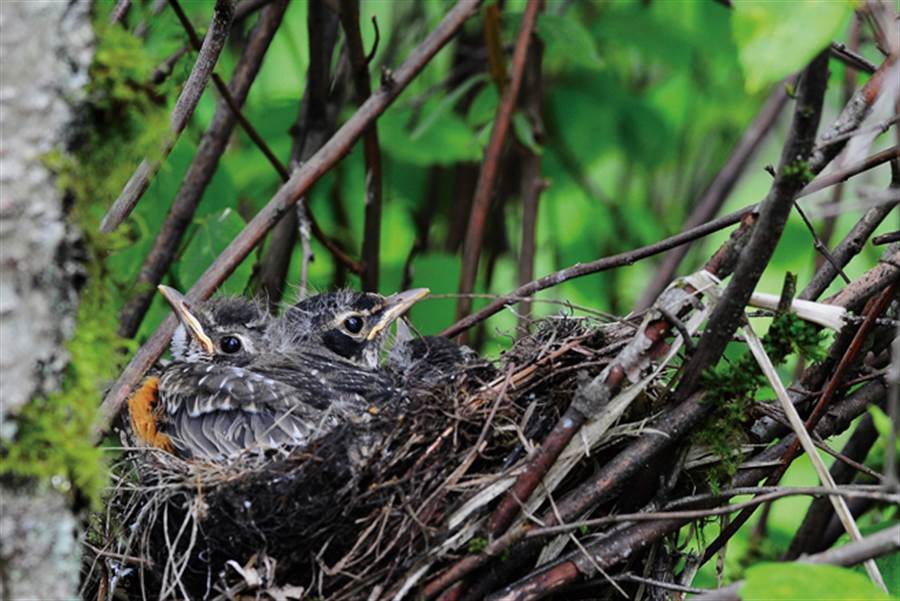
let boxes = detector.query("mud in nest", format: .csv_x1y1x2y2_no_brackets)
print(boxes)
83,316,643,600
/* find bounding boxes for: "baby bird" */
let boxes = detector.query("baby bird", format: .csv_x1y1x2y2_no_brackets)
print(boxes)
285,288,429,368
128,286,396,460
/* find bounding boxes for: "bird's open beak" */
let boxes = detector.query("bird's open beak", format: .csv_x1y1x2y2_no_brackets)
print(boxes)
366,288,430,341
158,285,215,355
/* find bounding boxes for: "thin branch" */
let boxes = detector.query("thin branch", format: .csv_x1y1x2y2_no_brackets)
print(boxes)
456,0,543,326
100,0,236,233
635,84,789,311
96,0,482,438
799,145,899,198
253,0,342,307
109,0,132,26
517,39,544,332
117,0,289,338
524,486,898,538
872,230,900,245
440,205,756,339
793,201,851,283
340,0,384,292
800,161,899,300
829,41,877,74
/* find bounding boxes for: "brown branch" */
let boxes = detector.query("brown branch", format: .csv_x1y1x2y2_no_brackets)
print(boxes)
456,0,542,327
635,84,789,311
872,230,900,245
814,19,861,267
517,39,544,331
825,248,900,310
829,41,877,74
800,161,899,300
117,0,289,338
252,0,342,307
799,145,899,198
440,205,757,339
96,0,483,438
340,0,384,292
808,53,898,173
100,0,235,233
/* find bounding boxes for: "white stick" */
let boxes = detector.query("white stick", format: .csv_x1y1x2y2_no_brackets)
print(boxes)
742,322,886,592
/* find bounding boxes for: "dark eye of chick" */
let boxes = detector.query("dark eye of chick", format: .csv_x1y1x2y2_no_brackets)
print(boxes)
220,335,242,353
343,315,364,334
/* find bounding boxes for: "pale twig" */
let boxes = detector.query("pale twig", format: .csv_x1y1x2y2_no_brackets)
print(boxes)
742,322,886,591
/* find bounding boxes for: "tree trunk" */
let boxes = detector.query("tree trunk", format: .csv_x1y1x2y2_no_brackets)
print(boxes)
0,1,93,597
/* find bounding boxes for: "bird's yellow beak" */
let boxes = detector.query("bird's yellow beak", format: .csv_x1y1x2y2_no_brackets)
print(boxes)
365,288,430,341
158,285,215,355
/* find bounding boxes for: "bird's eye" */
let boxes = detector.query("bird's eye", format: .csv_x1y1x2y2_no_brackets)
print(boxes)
220,335,242,353
343,315,364,334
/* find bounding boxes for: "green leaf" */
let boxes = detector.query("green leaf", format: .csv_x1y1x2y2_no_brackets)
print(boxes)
411,73,488,140
741,563,890,600
869,406,900,455
732,0,853,93
177,208,253,296
536,13,603,70
468,85,500,127
511,112,542,155
380,105,481,166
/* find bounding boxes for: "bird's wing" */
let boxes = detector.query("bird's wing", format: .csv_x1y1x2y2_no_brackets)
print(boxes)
248,351,399,408
159,362,337,459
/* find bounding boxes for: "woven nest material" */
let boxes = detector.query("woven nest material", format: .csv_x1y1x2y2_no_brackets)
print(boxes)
83,316,649,600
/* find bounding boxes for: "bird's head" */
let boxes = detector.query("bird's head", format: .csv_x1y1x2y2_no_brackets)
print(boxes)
286,288,429,367
158,285,272,363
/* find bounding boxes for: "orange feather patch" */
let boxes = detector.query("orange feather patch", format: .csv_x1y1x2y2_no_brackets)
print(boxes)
127,376,174,453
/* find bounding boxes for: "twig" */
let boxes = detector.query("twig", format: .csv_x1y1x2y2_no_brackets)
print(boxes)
490,381,887,601
692,525,900,601
799,145,899,198
253,0,342,306
523,486,899,538
517,39,544,331
786,415,880,559
440,205,756,339
109,0,132,25
808,54,898,173
635,84,789,311
148,46,189,86
825,248,900,310
100,0,236,233
456,0,543,326
793,201,851,283
340,0,384,292
117,0,289,338
872,230,900,245
885,324,899,487
829,41,877,74
800,162,899,300
96,0,482,437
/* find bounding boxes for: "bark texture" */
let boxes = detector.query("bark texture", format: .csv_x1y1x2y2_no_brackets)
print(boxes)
0,1,93,597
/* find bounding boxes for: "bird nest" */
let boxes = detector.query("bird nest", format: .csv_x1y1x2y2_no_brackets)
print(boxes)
83,315,647,600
